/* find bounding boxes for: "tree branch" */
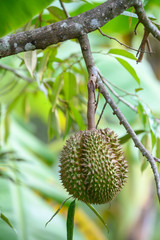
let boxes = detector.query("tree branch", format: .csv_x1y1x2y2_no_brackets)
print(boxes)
134,0,160,41
98,27,149,54
78,35,97,130
0,0,135,58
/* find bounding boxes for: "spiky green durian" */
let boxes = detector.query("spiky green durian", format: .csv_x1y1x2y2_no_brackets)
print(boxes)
59,128,128,204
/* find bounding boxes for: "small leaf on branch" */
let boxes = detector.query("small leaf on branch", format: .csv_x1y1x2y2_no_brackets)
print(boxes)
137,102,147,127
69,104,85,130
108,48,137,60
47,6,66,21
119,130,145,144
50,75,63,111
48,108,60,140
63,72,77,101
135,88,143,92
64,111,72,139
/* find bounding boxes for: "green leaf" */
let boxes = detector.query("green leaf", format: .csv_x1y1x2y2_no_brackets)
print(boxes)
156,138,160,159
115,57,140,85
69,104,85,130
4,112,10,143
67,200,76,240
108,48,137,60
119,130,145,144
64,111,72,139
86,203,109,233
141,159,149,172
38,52,50,81
24,51,37,77
135,88,143,92
48,108,60,140
11,118,55,165
0,0,54,37
45,196,72,227
137,103,147,127
63,72,77,101
47,6,66,21
150,129,156,149
0,212,16,231
51,75,63,111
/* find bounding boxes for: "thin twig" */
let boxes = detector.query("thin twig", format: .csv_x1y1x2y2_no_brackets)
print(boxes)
96,101,107,129
134,20,140,35
95,91,100,112
0,63,33,83
104,78,138,97
59,0,70,18
146,38,152,56
98,27,149,54
100,75,160,125
100,74,137,112
136,28,150,63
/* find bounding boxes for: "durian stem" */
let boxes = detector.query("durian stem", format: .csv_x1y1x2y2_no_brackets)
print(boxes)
87,76,96,130
78,34,98,130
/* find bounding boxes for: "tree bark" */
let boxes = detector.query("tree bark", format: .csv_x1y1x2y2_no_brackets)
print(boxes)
0,0,135,58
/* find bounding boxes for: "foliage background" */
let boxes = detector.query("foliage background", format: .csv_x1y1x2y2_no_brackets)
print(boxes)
0,0,160,239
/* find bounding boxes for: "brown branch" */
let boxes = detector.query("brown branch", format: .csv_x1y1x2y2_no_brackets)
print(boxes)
95,91,100,112
134,0,160,41
87,76,96,130
136,28,150,63
98,28,139,53
59,0,70,18
0,0,135,58
98,27,150,54
96,101,107,129
78,34,97,130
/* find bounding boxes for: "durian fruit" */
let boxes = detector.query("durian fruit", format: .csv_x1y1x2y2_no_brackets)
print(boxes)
59,128,128,204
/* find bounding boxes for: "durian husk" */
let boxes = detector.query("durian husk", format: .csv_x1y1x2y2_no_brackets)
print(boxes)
59,128,128,204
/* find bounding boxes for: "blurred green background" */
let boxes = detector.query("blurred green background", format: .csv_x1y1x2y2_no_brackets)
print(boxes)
0,0,160,240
